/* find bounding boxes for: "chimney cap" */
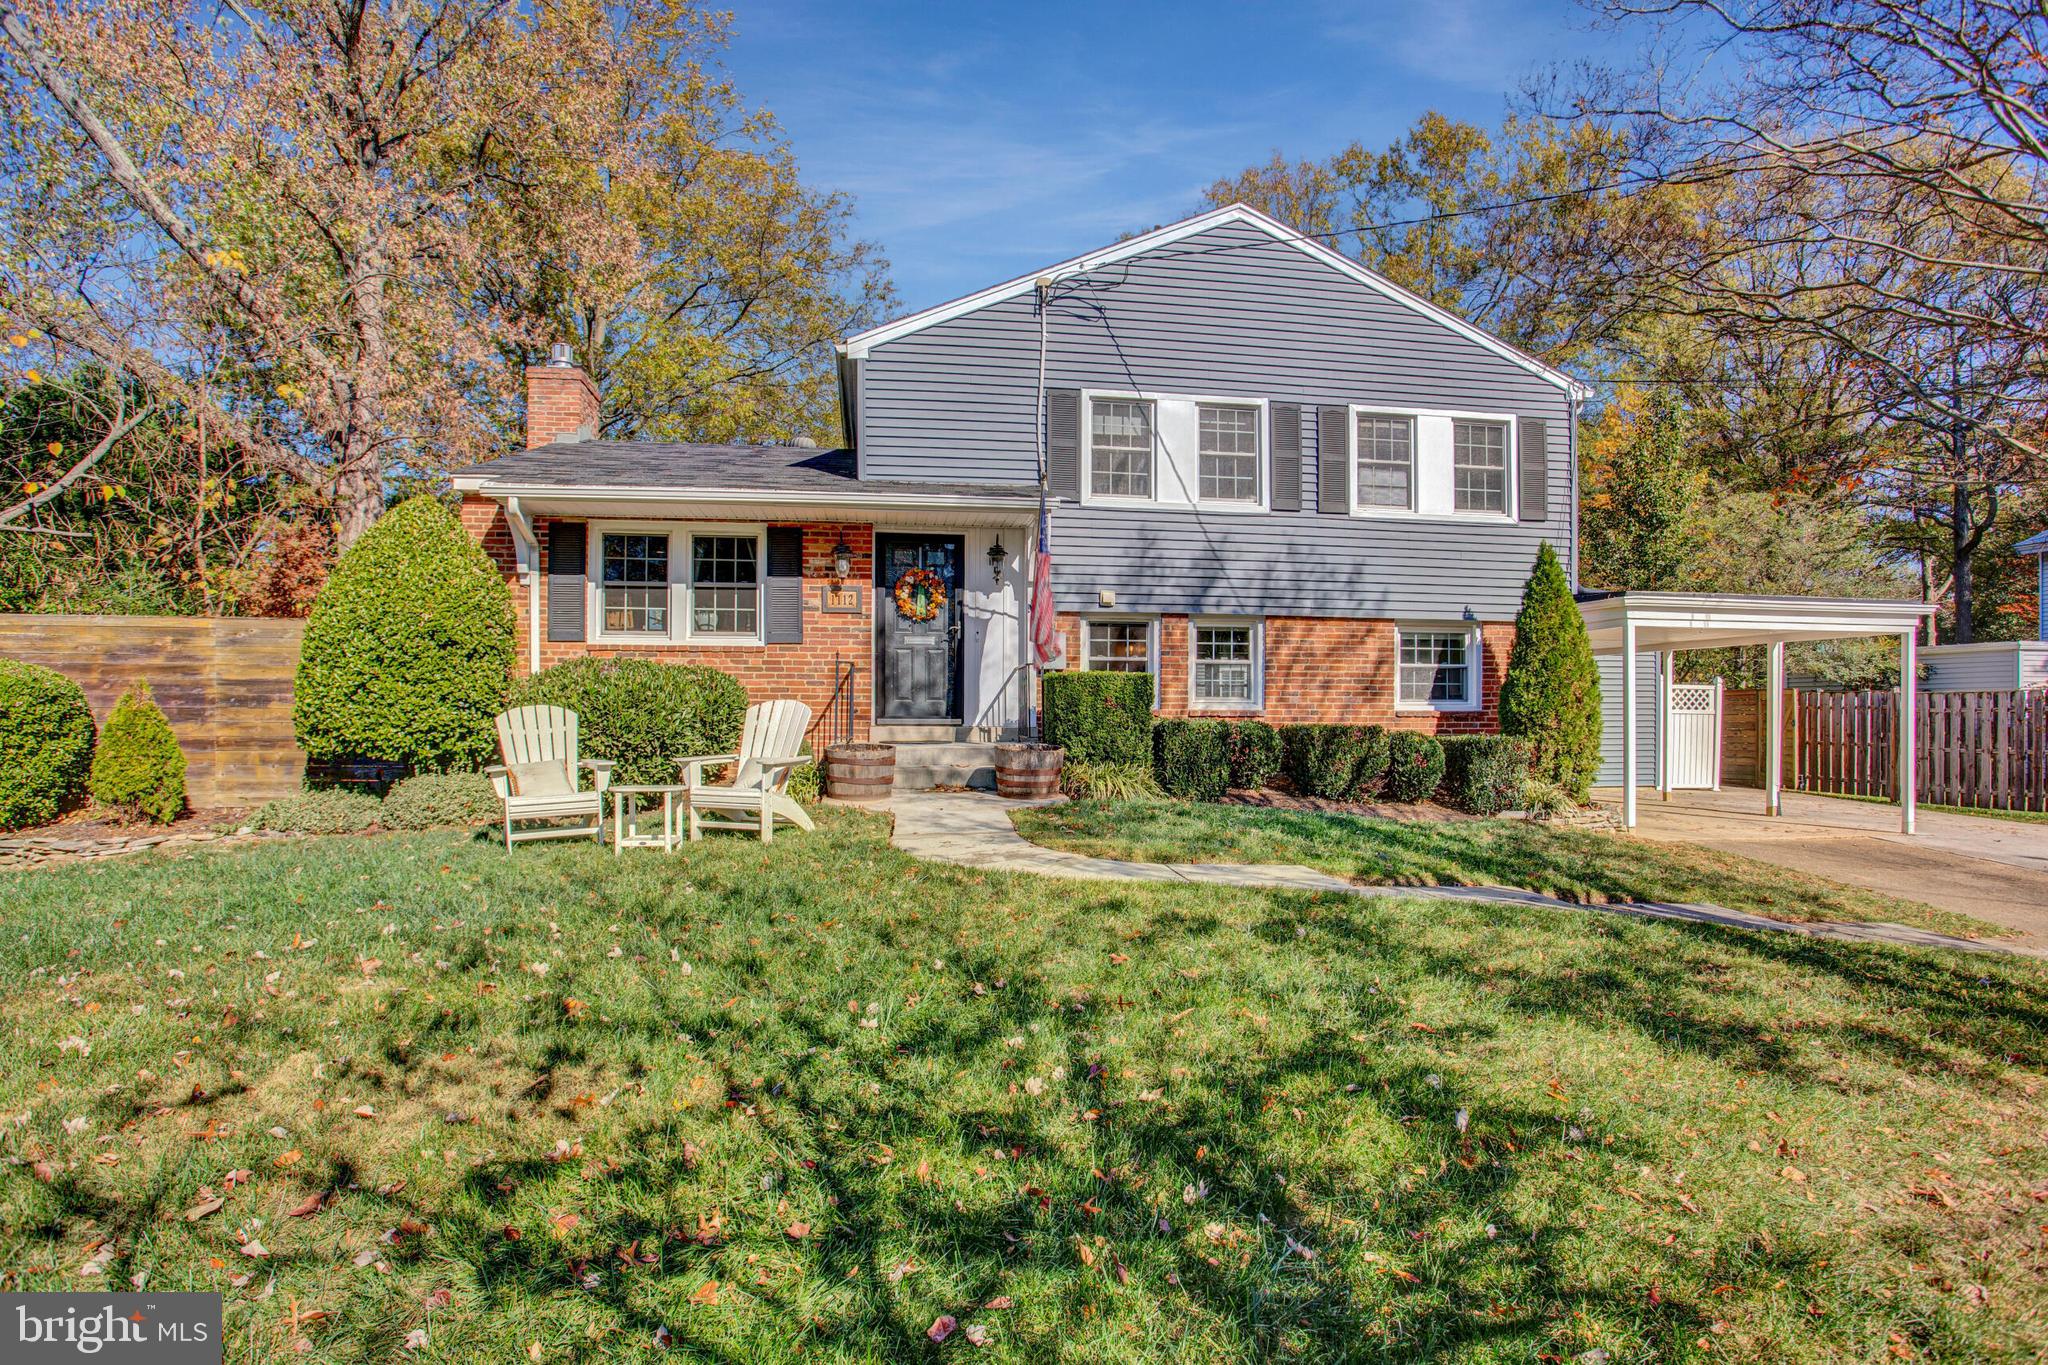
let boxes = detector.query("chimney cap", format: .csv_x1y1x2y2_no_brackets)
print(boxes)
547,341,575,368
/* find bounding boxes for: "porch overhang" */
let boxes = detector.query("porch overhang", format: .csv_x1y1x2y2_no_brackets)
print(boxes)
1578,591,1934,836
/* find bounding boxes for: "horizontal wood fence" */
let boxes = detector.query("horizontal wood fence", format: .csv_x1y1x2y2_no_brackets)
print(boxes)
0,614,306,808
1721,686,2047,811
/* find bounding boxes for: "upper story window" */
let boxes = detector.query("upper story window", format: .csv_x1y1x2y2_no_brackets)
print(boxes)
1453,420,1509,513
601,533,669,636
1198,405,1260,503
690,534,760,639
1090,399,1154,498
1355,414,1414,510
1398,626,1479,710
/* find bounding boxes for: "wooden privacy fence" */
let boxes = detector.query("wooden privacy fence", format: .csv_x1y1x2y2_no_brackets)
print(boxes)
0,614,306,808
1784,688,2046,812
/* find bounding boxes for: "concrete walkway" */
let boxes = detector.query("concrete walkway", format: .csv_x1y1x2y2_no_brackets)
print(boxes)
887,791,2046,959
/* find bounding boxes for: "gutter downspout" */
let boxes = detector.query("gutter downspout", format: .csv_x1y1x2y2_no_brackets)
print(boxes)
1566,391,1581,591
503,496,542,676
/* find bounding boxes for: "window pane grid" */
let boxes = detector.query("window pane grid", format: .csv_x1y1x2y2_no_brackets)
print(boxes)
1090,400,1154,498
1399,631,1473,704
601,533,668,635
1193,625,1255,702
1198,405,1259,502
1452,421,1507,512
690,534,760,636
1086,621,1152,673
1355,415,1413,508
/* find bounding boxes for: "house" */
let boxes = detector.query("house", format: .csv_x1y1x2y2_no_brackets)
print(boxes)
1918,529,2048,691
453,203,1640,785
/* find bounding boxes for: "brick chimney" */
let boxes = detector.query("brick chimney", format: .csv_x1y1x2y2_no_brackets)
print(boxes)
525,342,599,448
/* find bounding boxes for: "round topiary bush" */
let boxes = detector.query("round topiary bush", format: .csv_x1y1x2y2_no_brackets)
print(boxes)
380,772,500,830
1383,731,1447,803
509,657,748,786
0,658,96,831
88,680,186,824
294,495,515,773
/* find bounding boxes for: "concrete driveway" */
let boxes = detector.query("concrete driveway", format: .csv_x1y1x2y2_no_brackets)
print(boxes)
1595,787,2048,943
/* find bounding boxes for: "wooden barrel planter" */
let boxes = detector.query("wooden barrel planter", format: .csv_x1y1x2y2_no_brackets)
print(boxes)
994,743,1063,799
824,743,896,801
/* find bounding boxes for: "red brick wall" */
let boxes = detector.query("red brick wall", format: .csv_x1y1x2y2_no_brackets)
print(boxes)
524,365,600,448
461,495,873,740
1056,612,1513,734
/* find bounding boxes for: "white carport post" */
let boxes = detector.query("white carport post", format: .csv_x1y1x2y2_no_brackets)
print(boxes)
1765,639,1785,817
1898,628,1917,835
1657,653,1673,802
1621,617,1638,830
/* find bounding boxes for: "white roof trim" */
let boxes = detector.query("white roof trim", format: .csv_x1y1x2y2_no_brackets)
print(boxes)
2015,529,2048,554
1579,591,1932,652
839,203,1588,399
455,479,1035,513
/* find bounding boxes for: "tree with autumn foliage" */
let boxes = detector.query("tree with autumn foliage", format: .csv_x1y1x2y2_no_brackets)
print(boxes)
0,0,889,549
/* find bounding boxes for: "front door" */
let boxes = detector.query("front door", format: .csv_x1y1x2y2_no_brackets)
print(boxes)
876,533,964,721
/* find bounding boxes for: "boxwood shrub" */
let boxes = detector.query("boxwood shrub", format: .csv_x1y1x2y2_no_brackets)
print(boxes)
1041,672,1153,766
1222,720,1282,791
511,657,748,786
1279,723,1389,800
0,658,96,831
295,495,515,771
88,681,186,824
381,772,500,830
1439,735,1533,815
1384,731,1448,803
1153,719,1230,802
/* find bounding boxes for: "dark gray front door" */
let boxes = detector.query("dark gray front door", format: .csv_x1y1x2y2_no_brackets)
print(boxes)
876,533,963,721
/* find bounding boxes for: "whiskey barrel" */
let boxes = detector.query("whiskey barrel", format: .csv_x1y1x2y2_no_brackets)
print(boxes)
994,743,1063,799
824,743,896,801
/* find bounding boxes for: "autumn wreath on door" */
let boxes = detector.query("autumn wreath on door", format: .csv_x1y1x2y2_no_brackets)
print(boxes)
891,566,947,622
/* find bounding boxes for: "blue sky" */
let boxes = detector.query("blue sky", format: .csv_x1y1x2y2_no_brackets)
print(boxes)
724,0,1636,312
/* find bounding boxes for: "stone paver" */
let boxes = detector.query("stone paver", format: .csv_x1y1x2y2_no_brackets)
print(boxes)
887,791,2046,959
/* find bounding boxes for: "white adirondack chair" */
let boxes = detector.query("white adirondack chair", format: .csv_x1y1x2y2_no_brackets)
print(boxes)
484,705,614,850
679,700,816,843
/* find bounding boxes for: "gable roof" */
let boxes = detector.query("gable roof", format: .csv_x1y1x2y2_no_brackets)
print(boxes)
2017,528,2048,555
450,439,1035,502
839,203,1588,398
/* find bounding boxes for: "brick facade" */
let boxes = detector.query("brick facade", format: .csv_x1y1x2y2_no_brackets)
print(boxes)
524,365,600,448
461,495,874,740
1057,612,1513,734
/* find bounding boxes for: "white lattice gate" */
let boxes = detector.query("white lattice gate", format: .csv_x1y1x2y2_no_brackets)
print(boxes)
1666,679,1723,790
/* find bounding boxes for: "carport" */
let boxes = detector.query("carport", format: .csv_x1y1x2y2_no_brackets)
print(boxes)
1577,592,1935,833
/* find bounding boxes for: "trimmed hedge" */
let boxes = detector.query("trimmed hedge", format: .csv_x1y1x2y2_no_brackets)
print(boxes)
1041,672,1153,766
1153,719,1230,802
1280,724,1389,800
381,772,500,830
0,658,96,831
246,788,383,835
1222,720,1282,791
510,657,748,786
295,496,515,771
1384,731,1447,803
1439,735,1532,815
88,681,185,824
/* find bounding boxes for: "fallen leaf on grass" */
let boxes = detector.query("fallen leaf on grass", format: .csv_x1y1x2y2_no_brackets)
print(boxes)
402,1328,428,1351
983,1295,1014,1310
273,1150,302,1169
238,1240,269,1259
287,1192,325,1218
184,1195,225,1221
963,1323,990,1346
1780,1166,1806,1183
352,1105,376,1120
927,1316,957,1343
689,1280,720,1306
784,1222,810,1240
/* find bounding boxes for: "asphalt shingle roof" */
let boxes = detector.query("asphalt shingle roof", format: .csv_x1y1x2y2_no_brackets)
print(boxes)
457,440,1037,501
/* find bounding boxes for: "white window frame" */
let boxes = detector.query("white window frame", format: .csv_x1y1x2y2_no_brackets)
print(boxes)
1451,417,1512,515
1187,616,1264,713
1395,622,1483,713
587,521,768,647
1344,405,1516,523
1080,390,1270,513
1081,615,1161,707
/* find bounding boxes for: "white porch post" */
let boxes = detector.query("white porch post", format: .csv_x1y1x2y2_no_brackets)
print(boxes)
1657,651,1673,801
1899,628,1918,835
1765,639,1785,818
1621,619,1638,830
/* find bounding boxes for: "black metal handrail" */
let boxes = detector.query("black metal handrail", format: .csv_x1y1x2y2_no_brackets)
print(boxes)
808,654,859,751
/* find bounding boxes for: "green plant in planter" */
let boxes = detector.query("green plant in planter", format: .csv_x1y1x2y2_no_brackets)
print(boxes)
0,658,96,830
88,681,186,823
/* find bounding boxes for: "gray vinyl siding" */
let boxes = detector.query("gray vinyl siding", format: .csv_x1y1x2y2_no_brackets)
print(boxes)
1922,642,2048,691
1595,652,1661,789
855,217,1575,622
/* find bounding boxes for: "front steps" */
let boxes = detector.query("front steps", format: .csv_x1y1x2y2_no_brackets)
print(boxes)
891,740,999,791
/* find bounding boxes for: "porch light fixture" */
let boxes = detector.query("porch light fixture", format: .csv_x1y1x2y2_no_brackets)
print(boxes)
987,540,1007,583
831,540,853,582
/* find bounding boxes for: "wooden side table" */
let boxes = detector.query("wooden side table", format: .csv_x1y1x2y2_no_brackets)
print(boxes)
610,785,690,854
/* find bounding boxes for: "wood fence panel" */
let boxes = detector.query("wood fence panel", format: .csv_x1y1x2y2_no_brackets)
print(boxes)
0,614,305,808
1781,687,2046,813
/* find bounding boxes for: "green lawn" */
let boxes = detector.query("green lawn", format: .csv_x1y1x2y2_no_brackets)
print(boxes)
1013,799,2001,938
2,812,2045,1361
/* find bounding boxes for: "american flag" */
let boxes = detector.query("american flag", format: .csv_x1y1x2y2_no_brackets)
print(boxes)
1030,499,1061,667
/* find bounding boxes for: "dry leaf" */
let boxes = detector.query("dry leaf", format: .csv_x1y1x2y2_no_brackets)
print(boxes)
184,1195,225,1222
927,1315,957,1343
287,1192,325,1218
689,1280,720,1306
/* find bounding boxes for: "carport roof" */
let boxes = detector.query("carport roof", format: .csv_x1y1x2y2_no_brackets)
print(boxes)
1576,590,1933,653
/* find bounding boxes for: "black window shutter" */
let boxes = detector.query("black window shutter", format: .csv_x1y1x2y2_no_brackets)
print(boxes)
1316,406,1349,514
1270,403,1302,512
764,525,804,644
1518,417,1549,522
1046,388,1081,500
546,520,586,642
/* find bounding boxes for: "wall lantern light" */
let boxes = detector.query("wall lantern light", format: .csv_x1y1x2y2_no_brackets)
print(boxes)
832,540,853,582
987,540,1007,583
